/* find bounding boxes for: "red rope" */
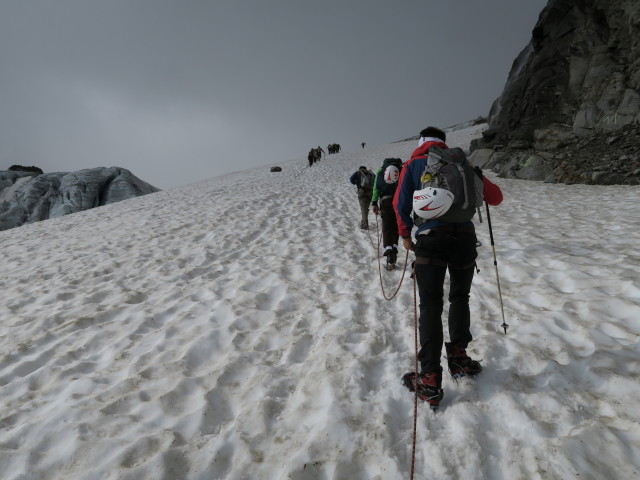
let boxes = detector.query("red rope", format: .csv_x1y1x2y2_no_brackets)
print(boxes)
377,248,409,301
366,212,383,251
371,213,409,301
366,212,419,478
410,263,418,480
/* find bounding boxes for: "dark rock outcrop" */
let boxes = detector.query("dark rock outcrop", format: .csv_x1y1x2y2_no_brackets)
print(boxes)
489,0,640,140
9,165,44,174
480,0,640,185
470,122,640,184
0,167,160,231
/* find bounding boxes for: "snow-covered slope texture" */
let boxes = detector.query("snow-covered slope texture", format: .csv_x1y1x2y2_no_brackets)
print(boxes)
1,124,639,479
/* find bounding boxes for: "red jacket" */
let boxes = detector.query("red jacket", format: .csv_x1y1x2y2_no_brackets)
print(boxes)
393,140,503,238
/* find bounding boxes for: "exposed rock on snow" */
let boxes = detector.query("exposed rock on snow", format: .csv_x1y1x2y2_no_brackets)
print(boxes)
470,122,640,185
0,167,159,231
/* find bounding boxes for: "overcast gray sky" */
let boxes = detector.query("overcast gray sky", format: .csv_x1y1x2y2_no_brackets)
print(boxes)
0,0,548,189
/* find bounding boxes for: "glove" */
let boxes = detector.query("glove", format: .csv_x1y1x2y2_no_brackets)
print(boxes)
372,204,379,215
474,166,484,179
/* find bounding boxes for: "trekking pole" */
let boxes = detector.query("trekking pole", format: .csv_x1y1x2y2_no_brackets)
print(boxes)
477,207,483,223
485,202,508,334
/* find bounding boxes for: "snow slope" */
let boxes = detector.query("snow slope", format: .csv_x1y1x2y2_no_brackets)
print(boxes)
1,125,639,479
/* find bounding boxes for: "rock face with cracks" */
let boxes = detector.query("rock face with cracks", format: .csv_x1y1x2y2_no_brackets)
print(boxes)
474,0,640,185
0,167,159,231
488,0,640,140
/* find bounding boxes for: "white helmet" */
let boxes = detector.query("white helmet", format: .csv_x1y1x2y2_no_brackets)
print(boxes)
384,165,400,184
413,187,454,219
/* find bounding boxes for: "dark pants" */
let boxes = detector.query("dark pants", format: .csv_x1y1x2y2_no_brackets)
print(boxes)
379,197,398,248
414,229,477,373
357,188,372,228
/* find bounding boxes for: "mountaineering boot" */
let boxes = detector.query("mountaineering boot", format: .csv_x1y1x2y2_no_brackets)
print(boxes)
384,250,396,270
402,371,444,410
385,256,395,271
445,342,482,379
383,248,396,270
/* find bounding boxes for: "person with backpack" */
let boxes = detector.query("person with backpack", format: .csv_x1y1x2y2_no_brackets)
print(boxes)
394,126,503,409
349,166,375,230
371,158,403,270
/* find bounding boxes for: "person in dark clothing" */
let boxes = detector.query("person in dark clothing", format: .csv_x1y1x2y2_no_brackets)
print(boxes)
371,158,403,270
394,126,504,408
349,166,375,230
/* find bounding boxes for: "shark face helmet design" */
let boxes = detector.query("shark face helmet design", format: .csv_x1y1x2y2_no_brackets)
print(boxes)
412,187,454,219
383,165,400,184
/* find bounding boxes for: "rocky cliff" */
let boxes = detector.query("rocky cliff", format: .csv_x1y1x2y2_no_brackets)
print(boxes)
0,167,160,231
474,0,640,185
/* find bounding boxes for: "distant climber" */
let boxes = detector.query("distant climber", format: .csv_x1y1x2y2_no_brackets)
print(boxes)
371,158,403,270
349,166,375,230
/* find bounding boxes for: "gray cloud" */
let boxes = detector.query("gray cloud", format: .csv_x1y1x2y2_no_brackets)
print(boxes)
0,0,548,188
